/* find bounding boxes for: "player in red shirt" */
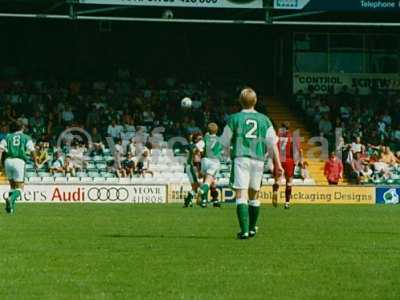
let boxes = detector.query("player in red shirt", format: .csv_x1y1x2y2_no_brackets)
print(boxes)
273,122,302,209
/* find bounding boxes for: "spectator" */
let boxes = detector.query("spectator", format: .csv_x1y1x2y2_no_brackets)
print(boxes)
18,114,29,127
359,163,373,184
122,152,136,177
319,99,330,115
380,146,398,167
137,150,153,177
107,119,123,141
120,126,135,144
319,114,332,137
339,102,351,123
63,155,76,177
69,142,86,170
301,161,310,180
122,114,136,133
34,142,50,170
113,138,124,170
350,152,364,184
142,105,155,126
187,119,201,134
86,105,100,129
390,124,400,146
30,111,46,141
0,124,9,141
350,137,365,155
294,89,307,110
382,109,392,126
50,151,64,175
61,104,75,125
366,129,381,147
90,127,105,155
324,152,343,185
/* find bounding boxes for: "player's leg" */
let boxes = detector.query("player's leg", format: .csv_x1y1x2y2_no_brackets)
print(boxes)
272,162,282,207
4,158,16,214
272,178,279,208
248,159,264,237
284,161,295,209
12,181,24,212
5,180,15,214
210,182,221,207
284,176,293,209
199,174,213,207
233,158,250,239
183,165,198,207
5,158,25,214
198,158,220,207
248,188,260,237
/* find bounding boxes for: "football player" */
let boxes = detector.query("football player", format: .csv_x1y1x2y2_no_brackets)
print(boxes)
272,122,302,209
197,122,223,208
0,120,36,214
183,132,203,207
221,88,283,239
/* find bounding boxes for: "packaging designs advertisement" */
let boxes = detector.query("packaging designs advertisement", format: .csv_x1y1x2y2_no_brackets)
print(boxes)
168,184,376,204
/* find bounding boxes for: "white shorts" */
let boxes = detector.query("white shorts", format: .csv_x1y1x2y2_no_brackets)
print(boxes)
5,158,26,182
185,164,198,185
231,157,264,191
201,158,220,177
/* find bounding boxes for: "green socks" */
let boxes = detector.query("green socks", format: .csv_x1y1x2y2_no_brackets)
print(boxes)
248,200,260,231
236,200,249,234
200,184,210,201
9,189,22,213
184,190,195,206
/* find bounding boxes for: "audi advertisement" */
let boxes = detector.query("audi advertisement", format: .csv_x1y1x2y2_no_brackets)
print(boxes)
0,184,167,204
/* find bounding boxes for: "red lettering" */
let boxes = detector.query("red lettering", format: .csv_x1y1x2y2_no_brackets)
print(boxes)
51,187,84,202
52,187,61,201
72,188,83,202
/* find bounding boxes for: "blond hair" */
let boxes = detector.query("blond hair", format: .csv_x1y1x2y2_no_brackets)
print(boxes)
239,87,257,109
207,122,218,135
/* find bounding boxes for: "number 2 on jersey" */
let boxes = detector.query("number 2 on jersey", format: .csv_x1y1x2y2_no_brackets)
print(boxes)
245,119,258,139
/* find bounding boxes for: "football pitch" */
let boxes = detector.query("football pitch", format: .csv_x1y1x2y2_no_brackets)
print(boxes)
0,204,399,300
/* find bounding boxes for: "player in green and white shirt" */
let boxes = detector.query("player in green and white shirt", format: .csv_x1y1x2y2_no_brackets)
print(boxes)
221,88,283,239
0,121,36,214
183,132,203,207
197,123,224,208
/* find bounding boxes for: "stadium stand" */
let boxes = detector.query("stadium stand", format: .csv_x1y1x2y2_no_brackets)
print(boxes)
292,85,400,185
0,76,317,186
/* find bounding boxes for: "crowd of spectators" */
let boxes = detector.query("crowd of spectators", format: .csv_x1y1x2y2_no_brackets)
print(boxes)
0,70,259,179
294,85,400,184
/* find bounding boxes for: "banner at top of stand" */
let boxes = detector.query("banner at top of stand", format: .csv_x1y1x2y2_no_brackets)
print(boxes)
274,0,400,11
79,0,263,9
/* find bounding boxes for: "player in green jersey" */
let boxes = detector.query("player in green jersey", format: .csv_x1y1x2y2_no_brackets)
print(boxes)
197,123,224,208
221,88,283,239
183,132,203,207
0,121,36,214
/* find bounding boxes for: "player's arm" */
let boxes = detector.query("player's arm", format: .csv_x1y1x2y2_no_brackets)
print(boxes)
219,124,233,154
27,140,37,163
195,140,205,155
0,139,6,169
266,127,283,177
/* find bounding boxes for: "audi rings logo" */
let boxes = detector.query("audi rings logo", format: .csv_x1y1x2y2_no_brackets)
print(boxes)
87,187,130,202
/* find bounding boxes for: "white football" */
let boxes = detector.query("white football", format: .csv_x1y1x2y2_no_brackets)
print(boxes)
181,97,192,108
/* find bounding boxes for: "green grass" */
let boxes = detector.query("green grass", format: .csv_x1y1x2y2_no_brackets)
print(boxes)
0,204,400,300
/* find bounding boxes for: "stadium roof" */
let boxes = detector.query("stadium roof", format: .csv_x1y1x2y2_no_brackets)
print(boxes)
0,0,400,26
